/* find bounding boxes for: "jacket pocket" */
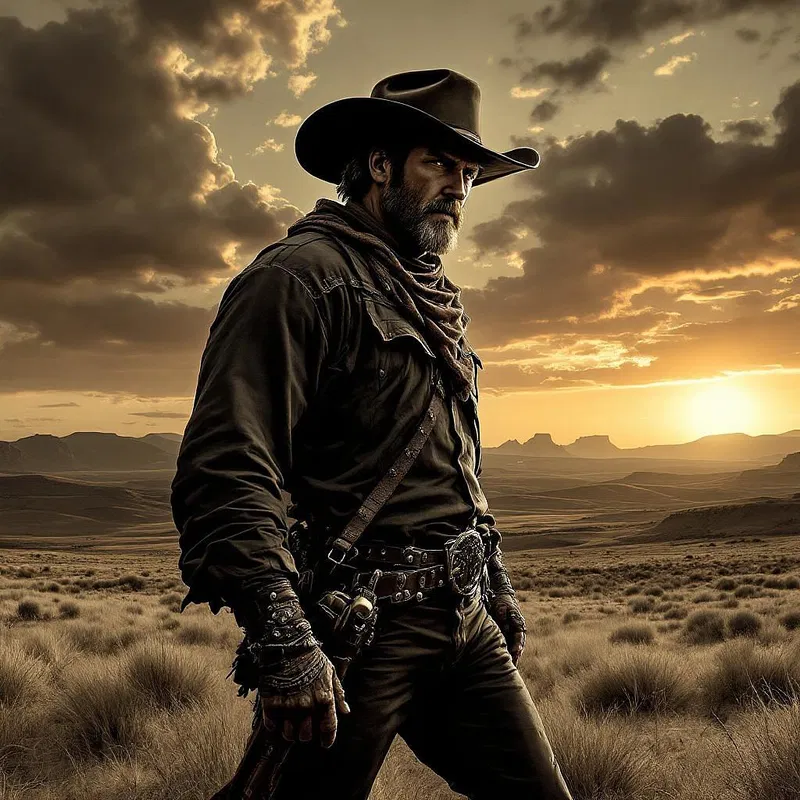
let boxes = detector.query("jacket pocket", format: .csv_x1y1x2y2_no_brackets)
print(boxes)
363,298,436,359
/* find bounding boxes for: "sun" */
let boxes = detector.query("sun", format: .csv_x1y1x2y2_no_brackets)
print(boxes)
688,383,757,439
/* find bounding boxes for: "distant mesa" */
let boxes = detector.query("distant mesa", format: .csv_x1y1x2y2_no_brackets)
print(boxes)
487,430,800,462
564,435,621,458
497,433,572,458
0,432,183,473
496,438,525,453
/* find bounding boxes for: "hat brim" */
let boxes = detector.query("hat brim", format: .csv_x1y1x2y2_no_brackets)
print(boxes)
294,97,540,188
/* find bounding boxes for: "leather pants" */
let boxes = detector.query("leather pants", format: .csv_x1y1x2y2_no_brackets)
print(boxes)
270,589,574,800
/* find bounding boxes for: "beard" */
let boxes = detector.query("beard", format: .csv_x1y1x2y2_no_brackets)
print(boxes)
380,176,463,256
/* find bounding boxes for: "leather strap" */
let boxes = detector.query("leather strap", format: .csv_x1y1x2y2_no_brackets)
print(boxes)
354,566,448,603
360,542,447,568
327,378,446,564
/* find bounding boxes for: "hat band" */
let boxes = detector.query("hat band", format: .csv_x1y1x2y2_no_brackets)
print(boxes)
450,126,482,145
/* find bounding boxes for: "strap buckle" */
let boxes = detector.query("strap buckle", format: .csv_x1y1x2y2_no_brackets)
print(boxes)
327,544,358,566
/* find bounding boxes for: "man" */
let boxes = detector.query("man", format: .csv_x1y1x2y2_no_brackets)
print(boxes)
172,69,573,800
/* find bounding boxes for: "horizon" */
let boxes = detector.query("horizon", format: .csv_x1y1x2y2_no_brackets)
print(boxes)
3,423,800,453
1,2,799,450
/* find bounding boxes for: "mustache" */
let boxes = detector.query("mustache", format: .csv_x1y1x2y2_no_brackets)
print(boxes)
425,200,462,223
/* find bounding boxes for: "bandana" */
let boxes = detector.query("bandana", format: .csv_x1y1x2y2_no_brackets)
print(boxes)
287,199,475,400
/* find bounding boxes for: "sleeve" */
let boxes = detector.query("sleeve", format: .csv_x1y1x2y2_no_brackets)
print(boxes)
171,262,330,613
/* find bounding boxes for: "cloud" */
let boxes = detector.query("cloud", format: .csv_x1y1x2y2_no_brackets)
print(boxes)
530,100,562,123
0,1,343,396
722,118,768,141
252,138,285,154
516,46,614,91
654,52,697,76
270,110,303,127
288,72,317,97
462,81,800,391
511,0,795,45
735,27,762,43
510,86,549,99
661,30,696,46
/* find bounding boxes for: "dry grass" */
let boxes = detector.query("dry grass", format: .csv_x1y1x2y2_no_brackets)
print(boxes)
0,540,798,798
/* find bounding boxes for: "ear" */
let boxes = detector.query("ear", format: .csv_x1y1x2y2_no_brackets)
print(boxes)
367,149,392,186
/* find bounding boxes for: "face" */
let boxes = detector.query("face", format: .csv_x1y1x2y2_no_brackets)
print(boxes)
378,145,481,256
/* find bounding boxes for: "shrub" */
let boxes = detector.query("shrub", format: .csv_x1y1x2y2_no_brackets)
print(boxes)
684,609,726,645
58,600,80,619
609,624,655,646
545,709,655,800
0,644,45,708
159,592,183,613
642,585,664,597
716,577,737,591
577,650,694,716
723,702,800,800
663,605,688,620
562,611,581,625
65,623,143,655
783,577,800,590
628,597,654,614
123,642,212,711
50,661,143,762
119,574,146,591
693,591,716,604
16,599,43,621
780,611,800,631
704,640,800,716
174,620,218,647
736,585,758,599
728,610,763,638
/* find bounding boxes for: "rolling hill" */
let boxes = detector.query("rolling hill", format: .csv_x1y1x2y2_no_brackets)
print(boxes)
0,432,181,472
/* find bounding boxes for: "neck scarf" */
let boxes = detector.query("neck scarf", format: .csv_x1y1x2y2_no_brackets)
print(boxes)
286,199,475,400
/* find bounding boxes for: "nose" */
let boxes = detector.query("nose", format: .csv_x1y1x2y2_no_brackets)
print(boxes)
442,171,469,203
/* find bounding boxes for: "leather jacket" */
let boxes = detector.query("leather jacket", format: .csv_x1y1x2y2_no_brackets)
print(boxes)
171,227,496,613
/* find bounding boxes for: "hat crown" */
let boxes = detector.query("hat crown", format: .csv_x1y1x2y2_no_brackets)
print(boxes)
370,69,482,143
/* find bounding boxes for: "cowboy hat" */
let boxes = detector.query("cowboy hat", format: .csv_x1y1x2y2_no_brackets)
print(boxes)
294,68,540,187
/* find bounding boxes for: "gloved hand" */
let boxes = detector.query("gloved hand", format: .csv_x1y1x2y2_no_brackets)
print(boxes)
231,574,350,748
259,645,350,748
489,592,527,666
485,546,527,666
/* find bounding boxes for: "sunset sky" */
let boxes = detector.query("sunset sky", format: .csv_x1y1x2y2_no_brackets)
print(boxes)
1,0,799,448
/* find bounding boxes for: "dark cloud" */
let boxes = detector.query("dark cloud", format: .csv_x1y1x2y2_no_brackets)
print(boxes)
722,118,768,140
511,0,796,45
530,100,562,123
463,81,800,388
0,1,342,396
518,46,614,91
735,27,762,42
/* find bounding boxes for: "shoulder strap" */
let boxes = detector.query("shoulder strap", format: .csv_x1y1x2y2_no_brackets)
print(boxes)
326,378,446,565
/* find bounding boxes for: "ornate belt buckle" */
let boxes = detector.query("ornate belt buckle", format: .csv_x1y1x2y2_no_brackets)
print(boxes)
444,529,485,596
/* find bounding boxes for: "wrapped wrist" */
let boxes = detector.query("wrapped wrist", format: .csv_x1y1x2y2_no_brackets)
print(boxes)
258,645,328,695
487,549,515,597
230,574,318,660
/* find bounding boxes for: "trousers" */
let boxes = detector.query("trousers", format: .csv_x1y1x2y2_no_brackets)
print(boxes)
270,589,574,800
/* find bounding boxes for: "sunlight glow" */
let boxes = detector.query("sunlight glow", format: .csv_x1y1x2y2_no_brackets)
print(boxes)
688,383,758,439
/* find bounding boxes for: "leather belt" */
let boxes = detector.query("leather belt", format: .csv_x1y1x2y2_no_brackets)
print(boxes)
359,541,447,569
353,565,448,604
